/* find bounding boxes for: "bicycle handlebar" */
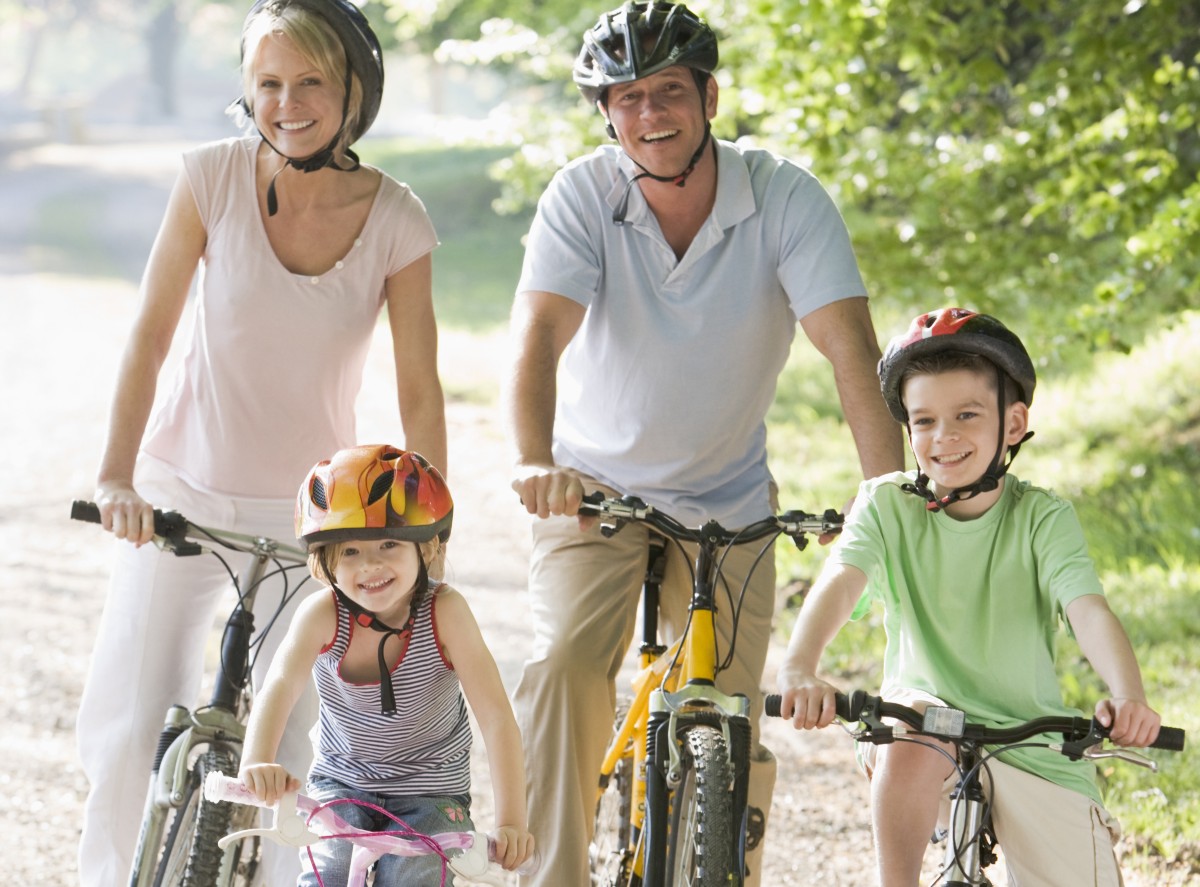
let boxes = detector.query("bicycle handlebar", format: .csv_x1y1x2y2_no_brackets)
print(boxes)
70,499,307,562
577,493,843,548
764,691,1185,758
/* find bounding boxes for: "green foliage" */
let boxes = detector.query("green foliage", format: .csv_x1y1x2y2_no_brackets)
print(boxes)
357,138,532,330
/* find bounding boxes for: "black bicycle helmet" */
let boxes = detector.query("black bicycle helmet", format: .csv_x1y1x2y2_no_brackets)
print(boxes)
573,1,718,106
236,0,385,214
879,308,1036,511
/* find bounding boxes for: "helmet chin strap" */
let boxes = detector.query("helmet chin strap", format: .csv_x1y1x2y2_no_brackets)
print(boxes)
330,555,428,715
612,122,713,225
901,366,1034,513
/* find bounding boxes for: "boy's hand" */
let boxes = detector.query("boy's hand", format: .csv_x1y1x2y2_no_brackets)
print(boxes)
1095,697,1161,747
239,763,300,806
775,671,841,730
491,825,535,871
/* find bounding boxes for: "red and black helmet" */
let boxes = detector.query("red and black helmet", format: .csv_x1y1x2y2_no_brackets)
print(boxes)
573,1,718,105
296,445,453,549
878,307,1036,424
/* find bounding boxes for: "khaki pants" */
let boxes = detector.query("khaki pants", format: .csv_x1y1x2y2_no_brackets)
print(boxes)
513,505,777,886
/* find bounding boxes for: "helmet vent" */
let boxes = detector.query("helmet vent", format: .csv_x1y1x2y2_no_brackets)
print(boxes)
367,472,394,505
311,478,329,510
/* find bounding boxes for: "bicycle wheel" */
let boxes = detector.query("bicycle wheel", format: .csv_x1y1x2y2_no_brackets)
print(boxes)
152,746,240,887
666,725,737,887
591,702,637,887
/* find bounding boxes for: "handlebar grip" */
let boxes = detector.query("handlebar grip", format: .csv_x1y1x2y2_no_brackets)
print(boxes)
1153,726,1186,752
71,500,102,524
204,772,268,808
764,694,782,717
764,692,864,720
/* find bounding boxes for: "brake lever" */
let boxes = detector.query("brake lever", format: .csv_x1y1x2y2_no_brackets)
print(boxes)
216,791,320,849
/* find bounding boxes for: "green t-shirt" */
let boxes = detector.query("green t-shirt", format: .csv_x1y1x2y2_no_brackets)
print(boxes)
833,472,1105,803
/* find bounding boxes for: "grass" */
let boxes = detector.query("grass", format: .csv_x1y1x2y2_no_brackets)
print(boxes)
358,139,532,332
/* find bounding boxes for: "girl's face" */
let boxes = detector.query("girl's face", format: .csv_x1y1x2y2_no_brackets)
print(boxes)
331,538,422,625
904,368,1028,516
250,32,344,160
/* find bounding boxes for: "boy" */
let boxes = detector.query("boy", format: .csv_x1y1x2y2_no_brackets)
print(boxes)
775,307,1161,886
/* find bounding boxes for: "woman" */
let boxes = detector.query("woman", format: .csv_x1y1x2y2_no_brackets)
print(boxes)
75,2,446,884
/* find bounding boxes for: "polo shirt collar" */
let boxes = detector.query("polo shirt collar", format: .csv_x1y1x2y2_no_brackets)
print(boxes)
606,139,756,229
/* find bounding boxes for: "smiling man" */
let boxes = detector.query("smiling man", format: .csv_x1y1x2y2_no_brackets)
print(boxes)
503,3,904,884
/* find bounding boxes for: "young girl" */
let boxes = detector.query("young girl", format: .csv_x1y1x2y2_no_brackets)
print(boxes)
240,445,535,884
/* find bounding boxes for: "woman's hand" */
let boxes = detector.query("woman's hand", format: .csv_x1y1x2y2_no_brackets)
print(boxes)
95,480,156,546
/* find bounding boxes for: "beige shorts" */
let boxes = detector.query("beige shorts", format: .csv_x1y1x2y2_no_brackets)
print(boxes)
857,690,1124,887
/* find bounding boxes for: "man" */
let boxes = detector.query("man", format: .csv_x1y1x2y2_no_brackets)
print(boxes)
504,2,904,883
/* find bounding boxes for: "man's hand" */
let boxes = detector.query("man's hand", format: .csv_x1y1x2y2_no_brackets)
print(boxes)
511,464,588,520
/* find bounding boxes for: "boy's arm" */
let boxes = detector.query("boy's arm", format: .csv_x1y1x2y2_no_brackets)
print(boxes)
775,561,868,730
436,590,535,870
1066,594,1162,747
240,592,331,803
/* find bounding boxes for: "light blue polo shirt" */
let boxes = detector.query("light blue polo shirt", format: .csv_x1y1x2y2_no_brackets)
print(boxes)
517,139,866,527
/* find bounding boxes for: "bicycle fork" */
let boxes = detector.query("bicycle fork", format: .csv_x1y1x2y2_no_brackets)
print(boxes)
938,750,996,887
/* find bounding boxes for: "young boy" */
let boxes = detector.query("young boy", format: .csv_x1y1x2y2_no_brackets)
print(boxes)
775,308,1162,886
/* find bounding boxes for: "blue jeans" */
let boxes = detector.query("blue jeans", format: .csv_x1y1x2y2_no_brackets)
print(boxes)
298,776,474,887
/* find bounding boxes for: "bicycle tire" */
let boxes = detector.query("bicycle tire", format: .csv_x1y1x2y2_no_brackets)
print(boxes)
666,725,737,887
151,747,240,887
591,701,637,887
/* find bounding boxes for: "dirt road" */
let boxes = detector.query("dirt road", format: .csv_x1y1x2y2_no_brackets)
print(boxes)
1,128,1185,885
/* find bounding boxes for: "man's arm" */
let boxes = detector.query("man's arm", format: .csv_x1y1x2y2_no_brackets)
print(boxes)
800,297,905,480
503,290,587,517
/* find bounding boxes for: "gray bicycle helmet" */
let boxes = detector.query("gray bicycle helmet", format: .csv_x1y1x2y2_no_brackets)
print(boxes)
573,1,718,105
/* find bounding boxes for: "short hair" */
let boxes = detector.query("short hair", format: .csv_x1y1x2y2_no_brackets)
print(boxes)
241,4,365,160
900,349,1023,412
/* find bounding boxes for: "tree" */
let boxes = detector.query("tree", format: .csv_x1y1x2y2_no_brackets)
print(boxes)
394,0,1200,357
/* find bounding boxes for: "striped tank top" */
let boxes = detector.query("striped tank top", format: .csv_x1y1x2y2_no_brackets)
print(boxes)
308,584,472,795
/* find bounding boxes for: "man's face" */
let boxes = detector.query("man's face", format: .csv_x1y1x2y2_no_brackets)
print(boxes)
602,65,717,178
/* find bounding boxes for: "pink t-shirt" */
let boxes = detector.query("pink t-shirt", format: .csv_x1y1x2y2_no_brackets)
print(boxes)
142,137,438,498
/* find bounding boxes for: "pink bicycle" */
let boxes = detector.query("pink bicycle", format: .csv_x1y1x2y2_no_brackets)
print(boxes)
204,773,537,886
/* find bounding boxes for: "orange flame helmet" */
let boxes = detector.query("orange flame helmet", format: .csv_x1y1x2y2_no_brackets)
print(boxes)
296,445,453,549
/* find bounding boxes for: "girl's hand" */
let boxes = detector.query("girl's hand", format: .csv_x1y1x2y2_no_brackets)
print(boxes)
490,825,535,871
239,763,300,806
95,480,156,546
1095,697,1161,748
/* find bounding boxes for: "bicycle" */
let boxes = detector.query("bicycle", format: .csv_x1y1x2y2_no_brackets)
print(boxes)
203,772,538,886
581,493,843,887
71,500,313,887
764,690,1186,886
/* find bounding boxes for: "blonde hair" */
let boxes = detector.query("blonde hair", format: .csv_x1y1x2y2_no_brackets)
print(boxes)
240,4,366,161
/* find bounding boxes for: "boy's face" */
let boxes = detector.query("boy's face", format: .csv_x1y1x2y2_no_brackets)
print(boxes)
903,368,1029,505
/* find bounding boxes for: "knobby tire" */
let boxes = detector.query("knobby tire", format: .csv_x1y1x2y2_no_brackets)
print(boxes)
667,726,737,887
151,747,240,887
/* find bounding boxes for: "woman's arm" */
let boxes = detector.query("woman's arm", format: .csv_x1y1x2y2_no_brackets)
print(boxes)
240,591,333,803
96,170,206,544
436,589,535,869
384,253,447,474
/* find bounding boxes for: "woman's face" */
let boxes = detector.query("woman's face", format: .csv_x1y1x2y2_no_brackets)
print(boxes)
250,32,344,160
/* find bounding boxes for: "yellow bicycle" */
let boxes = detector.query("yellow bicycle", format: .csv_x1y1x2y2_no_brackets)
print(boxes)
581,494,842,887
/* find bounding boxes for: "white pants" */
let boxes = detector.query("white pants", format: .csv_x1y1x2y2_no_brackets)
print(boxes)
76,458,318,887
513,495,778,887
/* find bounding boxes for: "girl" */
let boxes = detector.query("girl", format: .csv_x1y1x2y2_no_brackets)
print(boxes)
241,445,534,884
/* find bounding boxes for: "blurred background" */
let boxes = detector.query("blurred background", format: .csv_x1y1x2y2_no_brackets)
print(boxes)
1,0,1196,878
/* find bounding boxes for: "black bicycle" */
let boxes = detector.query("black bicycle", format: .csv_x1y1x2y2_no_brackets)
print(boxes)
72,501,313,887
766,690,1185,886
